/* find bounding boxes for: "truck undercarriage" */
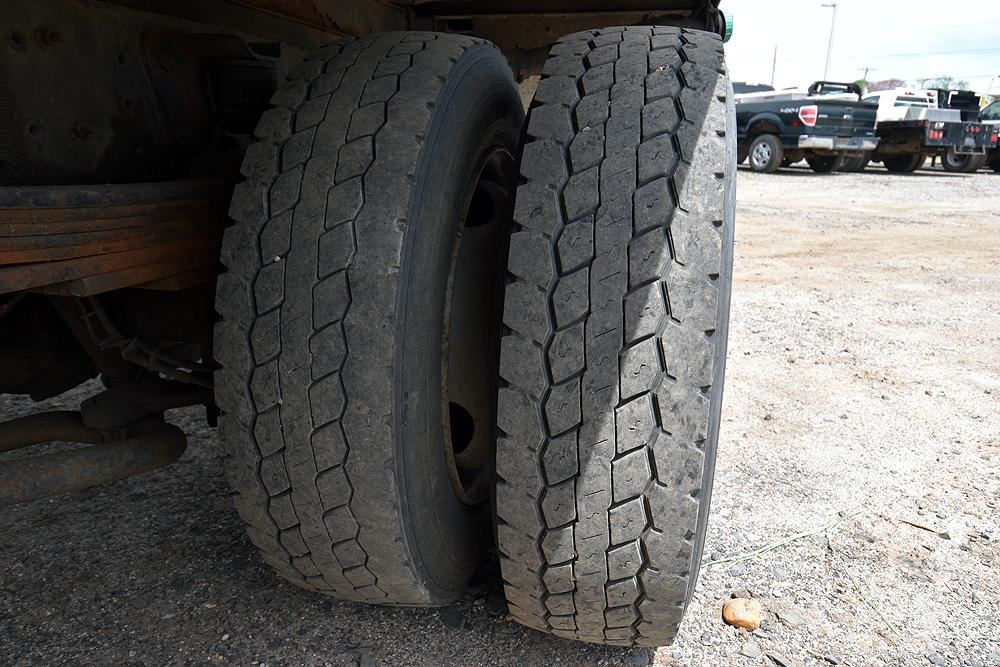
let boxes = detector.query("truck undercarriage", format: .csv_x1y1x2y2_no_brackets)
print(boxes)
1,0,734,647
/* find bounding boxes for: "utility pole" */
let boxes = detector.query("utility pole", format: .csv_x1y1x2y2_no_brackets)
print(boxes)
858,67,876,92
822,3,838,81
771,45,778,87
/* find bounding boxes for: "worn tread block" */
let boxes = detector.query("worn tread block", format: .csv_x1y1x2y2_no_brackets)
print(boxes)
542,432,579,484
556,217,594,274
612,448,652,502
548,321,585,384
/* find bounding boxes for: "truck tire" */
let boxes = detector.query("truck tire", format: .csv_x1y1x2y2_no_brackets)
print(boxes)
496,26,735,646
943,150,988,173
749,134,782,173
215,32,522,606
883,153,925,173
805,154,844,173
839,153,869,172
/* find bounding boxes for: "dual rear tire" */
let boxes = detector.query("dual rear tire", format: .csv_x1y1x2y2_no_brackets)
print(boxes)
839,153,870,172
883,153,926,173
806,154,844,173
943,149,988,173
216,27,734,647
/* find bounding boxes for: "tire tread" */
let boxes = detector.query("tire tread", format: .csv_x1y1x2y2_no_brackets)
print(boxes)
497,26,733,646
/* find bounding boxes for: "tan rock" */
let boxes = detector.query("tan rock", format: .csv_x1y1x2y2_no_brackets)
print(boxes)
722,597,764,631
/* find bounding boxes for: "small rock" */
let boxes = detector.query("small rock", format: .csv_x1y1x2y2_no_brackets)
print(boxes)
767,651,801,667
439,604,465,630
353,648,377,667
740,640,764,658
629,649,651,666
700,631,717,646
485,591,508,617
927,654,947,666
777,607,806,627
730,587,751,600
728,562,747,577
711,550,725,562
722,598,764,631
938,531,952,540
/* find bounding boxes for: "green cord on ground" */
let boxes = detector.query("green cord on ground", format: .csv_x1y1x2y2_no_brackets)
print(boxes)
704,511,864,567
827,521,901,641
704,509,902,642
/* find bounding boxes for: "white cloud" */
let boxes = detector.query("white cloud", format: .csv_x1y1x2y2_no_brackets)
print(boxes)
722,0,1000,93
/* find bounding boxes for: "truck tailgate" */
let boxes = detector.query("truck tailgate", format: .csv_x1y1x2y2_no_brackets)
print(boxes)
814,101,877,137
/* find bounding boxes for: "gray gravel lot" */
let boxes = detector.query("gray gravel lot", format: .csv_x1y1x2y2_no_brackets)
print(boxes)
2,164,999,666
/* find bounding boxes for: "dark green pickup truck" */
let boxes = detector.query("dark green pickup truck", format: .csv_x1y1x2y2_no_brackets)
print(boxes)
736,81,879,173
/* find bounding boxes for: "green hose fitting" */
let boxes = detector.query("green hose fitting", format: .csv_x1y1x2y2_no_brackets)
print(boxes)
721,11,734,42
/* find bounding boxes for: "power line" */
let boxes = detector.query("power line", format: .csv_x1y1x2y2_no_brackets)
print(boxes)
879,18,1000,33
844,47,1000,59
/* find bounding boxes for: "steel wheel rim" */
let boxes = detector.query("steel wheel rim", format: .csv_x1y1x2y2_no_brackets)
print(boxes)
752,142,771,168
441,147,515,506
945,152,966,169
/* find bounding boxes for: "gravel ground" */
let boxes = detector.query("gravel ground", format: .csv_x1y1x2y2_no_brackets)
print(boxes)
2,164,999,666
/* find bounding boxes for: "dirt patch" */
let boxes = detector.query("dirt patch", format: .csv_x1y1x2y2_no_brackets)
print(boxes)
1,165,998,666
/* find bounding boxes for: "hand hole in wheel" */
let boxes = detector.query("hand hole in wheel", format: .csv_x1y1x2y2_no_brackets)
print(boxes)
448,402,475,455
442,149,515,506
464,185,496,228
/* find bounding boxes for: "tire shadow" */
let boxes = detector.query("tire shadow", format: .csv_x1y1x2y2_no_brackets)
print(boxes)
0,391,650,667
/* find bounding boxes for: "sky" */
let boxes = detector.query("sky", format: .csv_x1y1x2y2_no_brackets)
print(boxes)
722,0,1000,93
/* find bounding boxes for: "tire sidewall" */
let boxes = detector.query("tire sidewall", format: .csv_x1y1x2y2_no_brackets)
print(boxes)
396,44,521,600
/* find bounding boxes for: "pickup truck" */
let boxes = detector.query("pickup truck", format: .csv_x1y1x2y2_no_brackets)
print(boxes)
982,100,1000,172
736,81,879,173
945,98,1000,173
860,88,999,173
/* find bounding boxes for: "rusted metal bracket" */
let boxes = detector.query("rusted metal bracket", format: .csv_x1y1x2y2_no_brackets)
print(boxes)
0,412,186,506
72,296,215,388
0,178,230,297
81,378,214,429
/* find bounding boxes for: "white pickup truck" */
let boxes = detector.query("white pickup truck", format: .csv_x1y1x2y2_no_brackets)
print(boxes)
853,88,998,173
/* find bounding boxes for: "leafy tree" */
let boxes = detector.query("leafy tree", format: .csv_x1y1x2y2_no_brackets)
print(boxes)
869,78,907,92
922,75,970,90
854,79,870,93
